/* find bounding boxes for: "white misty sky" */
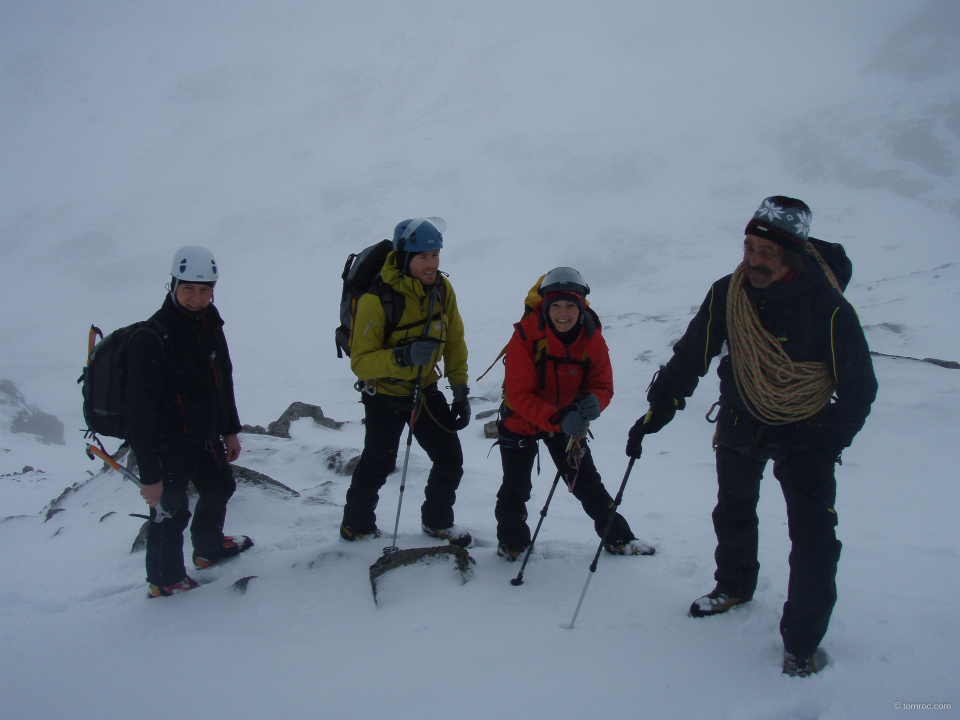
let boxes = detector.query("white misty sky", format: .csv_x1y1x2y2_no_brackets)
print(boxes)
1,0,957,422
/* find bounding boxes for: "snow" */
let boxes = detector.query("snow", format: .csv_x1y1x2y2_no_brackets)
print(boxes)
1,1,959,718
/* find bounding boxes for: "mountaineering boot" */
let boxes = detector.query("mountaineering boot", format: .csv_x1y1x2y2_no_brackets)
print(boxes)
422,523,473,548
689,587,752,617
339,524,381,541
783,649,826,677
148,575,199,598
604,538,656,556
496,543,525,562
193,535,254,569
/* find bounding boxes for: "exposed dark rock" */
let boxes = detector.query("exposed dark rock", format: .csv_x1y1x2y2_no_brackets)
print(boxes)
45,507,66,521
231,464,300,497
131,520,149,552
43,476,97,520
302,480,341,506
870,350,960,369
240,402,345,438
232,576,258,593
321,447,361,476
266,402,344,438
0,379,25,404
1,379,65,445
484,420,498,439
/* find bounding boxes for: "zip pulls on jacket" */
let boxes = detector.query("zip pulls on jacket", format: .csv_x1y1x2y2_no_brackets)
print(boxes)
209,350,219,387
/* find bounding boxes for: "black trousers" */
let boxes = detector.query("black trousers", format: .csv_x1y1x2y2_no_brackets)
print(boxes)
145,439,236,586
713,441,842,657
495,429,632,551
342,384,463,533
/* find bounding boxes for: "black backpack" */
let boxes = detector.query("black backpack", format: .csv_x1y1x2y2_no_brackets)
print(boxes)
78,321,166,439
335,239,450,359
335,240,405,358
808,236,852,292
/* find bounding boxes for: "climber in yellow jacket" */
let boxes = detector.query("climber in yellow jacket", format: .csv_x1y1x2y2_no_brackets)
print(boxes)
341,217,473,548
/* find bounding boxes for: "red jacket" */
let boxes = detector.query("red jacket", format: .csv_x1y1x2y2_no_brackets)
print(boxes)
502,302,614,436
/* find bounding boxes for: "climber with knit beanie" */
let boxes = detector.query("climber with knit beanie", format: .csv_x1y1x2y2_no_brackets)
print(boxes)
625,197,877,677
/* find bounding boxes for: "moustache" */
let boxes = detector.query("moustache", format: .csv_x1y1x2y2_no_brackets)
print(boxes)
748,265,773,277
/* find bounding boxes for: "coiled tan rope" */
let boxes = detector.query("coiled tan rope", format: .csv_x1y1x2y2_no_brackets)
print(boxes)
726,245,840,425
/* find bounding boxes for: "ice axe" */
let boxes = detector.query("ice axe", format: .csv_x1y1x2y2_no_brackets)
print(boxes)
86,443,171,523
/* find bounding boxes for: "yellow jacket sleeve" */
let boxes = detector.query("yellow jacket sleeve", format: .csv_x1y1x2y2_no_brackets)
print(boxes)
440,282,469,387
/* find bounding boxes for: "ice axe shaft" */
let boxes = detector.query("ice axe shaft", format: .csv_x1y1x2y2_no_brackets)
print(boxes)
566,456,636,629
86,443,171,523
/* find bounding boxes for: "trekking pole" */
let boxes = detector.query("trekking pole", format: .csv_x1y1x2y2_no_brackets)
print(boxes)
565,455,636,629
86,443,171,523
383,286,439,555
511,435,580,586
383,366,426,555
510,468,562,586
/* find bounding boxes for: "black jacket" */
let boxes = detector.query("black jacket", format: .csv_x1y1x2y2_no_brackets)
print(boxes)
653,255,877,451
125,295,242,484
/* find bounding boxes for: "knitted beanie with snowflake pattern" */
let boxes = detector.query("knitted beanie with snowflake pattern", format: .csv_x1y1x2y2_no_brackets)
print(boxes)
744,196,812,252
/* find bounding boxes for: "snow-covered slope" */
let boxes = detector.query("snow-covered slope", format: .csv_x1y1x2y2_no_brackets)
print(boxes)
1,2,958,718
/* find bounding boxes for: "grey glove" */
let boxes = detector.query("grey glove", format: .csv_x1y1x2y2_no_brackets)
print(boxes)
576,393,601,421
560,408,590,438
450,384,470,431
394,338,442,368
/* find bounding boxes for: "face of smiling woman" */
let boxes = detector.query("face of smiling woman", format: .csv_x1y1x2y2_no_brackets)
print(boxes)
548,300,580,331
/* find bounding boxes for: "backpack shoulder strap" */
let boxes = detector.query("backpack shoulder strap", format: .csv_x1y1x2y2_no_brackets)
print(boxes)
369,278,406,341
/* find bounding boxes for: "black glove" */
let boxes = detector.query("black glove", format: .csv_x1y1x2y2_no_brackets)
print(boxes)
560,408,590,438
450,384,471,431
394,338,442,368
640,398,679,435
625,417,646,457
576,393,601,421
625,399,679,457
644,365,687,426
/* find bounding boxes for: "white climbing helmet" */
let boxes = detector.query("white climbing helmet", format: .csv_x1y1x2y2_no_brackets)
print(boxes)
171,246,219,284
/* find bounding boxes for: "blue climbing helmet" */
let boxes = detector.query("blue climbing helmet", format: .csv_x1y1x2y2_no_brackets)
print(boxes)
393,217,445,252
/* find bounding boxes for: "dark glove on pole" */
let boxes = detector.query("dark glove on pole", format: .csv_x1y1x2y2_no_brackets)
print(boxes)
625,398,679,457
561,408,590,438
394,338,442,368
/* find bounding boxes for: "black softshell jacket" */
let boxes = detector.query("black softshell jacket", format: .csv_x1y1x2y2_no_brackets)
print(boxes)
124,295,242,484
656,256,877,449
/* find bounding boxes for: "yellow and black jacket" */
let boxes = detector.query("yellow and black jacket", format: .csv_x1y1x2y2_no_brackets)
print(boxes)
350,250,468,397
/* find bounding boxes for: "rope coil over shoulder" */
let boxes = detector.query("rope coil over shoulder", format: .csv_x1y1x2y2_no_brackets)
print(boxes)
726,244,840,426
